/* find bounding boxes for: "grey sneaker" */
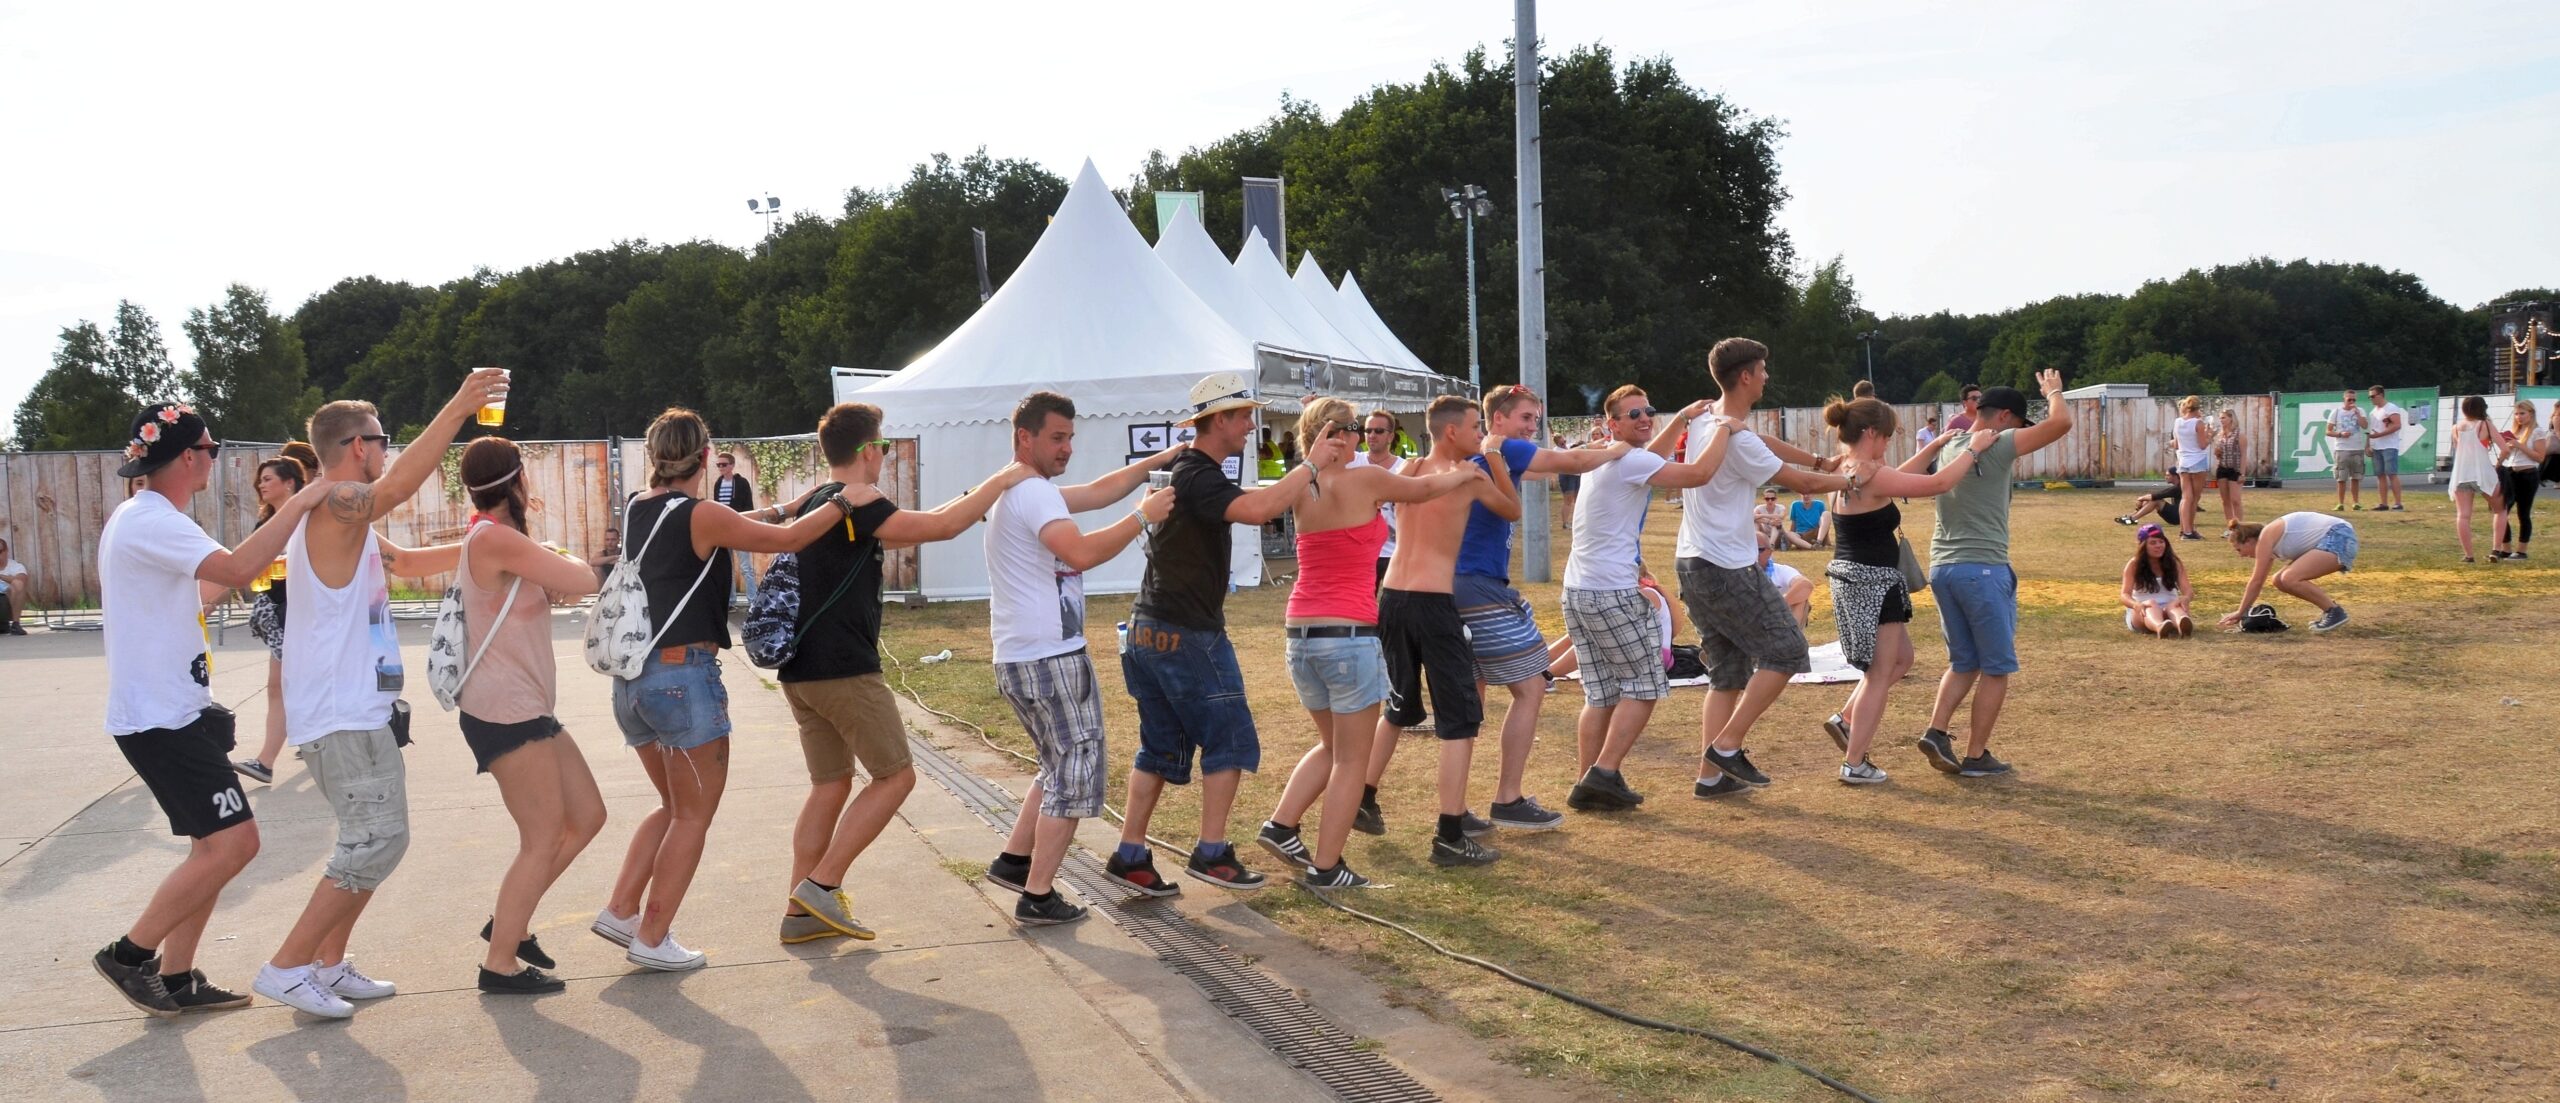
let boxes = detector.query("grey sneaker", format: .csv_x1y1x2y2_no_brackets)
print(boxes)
1958,752,2014,778
1823,714,1850,753
1839,760,1890,785
2310,605,2349,633
1488,795,1565,830
1916,728,1962,774
1459,810,1496,838
1254,820,1311,868
92,945,180,1019
779,913,847,945
1429,834,1501,868
789,878,878,941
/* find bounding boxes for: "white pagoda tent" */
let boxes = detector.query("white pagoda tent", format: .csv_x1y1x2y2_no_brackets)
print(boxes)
1335,271,1434,374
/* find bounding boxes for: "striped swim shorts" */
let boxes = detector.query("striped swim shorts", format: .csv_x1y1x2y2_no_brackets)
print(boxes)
1453,573,1549,687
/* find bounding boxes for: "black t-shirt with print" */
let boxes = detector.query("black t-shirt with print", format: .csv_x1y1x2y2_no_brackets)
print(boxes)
1132,449,1247,631
778,483,901,683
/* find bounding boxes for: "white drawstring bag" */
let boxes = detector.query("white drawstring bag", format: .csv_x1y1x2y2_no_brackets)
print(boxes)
583,497,716,679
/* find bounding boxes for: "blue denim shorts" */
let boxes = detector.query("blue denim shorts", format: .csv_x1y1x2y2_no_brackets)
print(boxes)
1120,618,1258,784
2311,523,2359,572
1931,563,2020,676
611,646,733,750
1284,633,1388,714
2372,446,2400,476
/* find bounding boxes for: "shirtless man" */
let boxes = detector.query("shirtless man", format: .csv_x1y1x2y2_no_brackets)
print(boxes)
1374,396,1535,866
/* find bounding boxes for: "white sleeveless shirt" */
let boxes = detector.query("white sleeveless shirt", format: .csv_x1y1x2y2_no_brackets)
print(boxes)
282,518,403,745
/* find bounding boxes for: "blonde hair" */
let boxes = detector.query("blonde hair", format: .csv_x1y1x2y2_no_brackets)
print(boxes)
2226,520,2264,548
1298,396,1354,454
2180,395,2203,416
307,400,382,465
644,407,710,487
2217,407,2238,427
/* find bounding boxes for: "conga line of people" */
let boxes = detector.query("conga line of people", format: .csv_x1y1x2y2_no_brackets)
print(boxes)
93,338,2373,1026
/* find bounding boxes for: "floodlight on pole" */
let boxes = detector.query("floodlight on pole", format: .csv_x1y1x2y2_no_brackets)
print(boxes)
746,195,782,253
1442,184,1494,391
1859,329,1879,388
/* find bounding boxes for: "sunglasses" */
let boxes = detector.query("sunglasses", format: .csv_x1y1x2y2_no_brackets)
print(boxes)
715,461,733,468
1363,426,1394,435
189,443,222,459
338,433,390,447
1616,406,1659,420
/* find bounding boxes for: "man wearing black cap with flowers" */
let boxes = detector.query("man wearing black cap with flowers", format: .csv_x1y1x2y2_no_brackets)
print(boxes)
1911,370,2073,778
91,402,336,1018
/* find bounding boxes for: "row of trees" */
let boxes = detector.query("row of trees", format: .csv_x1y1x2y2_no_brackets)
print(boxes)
9,43,2540,451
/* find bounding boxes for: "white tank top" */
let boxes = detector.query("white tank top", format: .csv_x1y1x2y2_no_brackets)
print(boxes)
2269,512,2345,561
281,518,403,745
2174,417,2207,463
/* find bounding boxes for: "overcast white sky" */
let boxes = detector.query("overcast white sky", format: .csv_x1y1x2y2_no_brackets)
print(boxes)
4,0,2554,429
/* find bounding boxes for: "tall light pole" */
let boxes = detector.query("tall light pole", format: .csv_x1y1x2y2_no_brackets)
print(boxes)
1441,185,1494,391
746,195,782,254
1516,0,1552,582
1858,329,1879,390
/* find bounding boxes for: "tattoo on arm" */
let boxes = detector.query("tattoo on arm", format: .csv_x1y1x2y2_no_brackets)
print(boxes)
325,482,376,525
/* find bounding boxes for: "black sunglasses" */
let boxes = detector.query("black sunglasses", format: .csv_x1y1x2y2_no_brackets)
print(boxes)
1616,406,1659,420
339,433,391,447
189,443,222,458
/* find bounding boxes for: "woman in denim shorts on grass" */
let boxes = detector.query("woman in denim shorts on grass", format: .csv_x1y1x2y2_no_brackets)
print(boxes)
1256,397,1484,889
595,408,852,972
2220,512,2357,634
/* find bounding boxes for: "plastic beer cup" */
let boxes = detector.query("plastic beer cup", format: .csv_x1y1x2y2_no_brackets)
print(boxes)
476,368,510,426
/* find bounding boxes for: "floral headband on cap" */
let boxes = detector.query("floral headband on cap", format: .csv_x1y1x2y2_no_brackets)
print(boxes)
117,402,207,478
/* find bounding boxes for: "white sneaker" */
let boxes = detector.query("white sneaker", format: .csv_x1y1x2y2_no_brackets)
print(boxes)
314,959,395,1000
592,907,638,947
252,964,354,1019
626,932,706,972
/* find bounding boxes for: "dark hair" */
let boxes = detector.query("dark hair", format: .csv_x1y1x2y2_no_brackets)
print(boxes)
280,440,321,477
460,436,529,533
1427,395,1477,437
2461,395,2488,421
1708,338,1769,393
1851,379,1876,399
2132,532,2185,592
1962,384,1983,399
254,456,308,524
818,402,883,466
1012,391,1076,435
1821,396,1897,446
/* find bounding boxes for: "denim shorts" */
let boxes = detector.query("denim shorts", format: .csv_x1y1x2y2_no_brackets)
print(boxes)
1931,562,2020,676
1284,632,1388,714
611,646,733,750
2311,523,2359,572
2372,446,2401,476
1120,618,1258,784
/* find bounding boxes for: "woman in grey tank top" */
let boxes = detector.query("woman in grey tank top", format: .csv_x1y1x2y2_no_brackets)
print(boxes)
2220,513,2356,633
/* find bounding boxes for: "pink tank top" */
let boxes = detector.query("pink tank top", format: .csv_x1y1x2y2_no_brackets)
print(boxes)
1287,513,1388,622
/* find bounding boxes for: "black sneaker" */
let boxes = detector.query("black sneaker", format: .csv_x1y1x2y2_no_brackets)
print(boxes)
1104,851,1183,898
92,945,179,1019
1693,774,1753,799
985,852,1032,894
1706,747,1770,786
1352,801,1386,836
2310,605,2349,633
1916,728,1962,774
1488,795,1564,830
1015,891,1089,927
1566,768,1639,811
166,969,252,1012
478,965,566,995
1822,714,1850,753
1958,752,2014,778
1429,834,1501,867
2,621,23,636
1184,848,1268,890
482,918,557,970
1459,810,1496,838
1299,862,1374,888
231,759,273,784
1254,821,1311,868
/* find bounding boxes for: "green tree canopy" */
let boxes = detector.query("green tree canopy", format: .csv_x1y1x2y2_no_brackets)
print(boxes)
182,284,316,442
11,322,136,450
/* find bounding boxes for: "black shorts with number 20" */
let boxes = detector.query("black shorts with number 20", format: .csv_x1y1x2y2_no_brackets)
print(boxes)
116,707,253,838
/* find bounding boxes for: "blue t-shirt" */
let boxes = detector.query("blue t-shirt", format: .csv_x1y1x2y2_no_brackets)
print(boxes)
1456,438,1540,580
1789,499,1825,533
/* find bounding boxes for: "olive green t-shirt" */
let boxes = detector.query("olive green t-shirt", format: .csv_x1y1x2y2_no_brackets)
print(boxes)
1930,429,2020,566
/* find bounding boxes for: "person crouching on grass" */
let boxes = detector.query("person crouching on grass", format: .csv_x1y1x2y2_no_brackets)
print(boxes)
2120,524,2194,638
2221,513,2356,633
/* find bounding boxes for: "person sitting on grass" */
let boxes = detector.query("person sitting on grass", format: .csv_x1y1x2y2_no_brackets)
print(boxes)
2114,482,2182,526
2119,523,2194,638
1788,489,1830,549
2220,513,2356,634
1757,528,1813,629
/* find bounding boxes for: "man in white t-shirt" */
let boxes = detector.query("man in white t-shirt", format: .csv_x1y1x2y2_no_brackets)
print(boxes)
0,535,28,634
980,391,1175,926
1356,408,1404,586
1672,338,1852,798
2326,390,2369,511
1560,386,1737,812
91,402,332,1019
2366,385,2407,511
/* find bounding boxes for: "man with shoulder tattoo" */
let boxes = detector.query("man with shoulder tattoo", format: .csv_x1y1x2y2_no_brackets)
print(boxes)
250,369,505,1019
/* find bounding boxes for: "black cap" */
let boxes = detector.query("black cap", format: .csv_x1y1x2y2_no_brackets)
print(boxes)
117,402,208,478
1977,386,2034,428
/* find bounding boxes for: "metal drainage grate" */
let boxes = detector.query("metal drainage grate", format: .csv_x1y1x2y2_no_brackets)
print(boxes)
908,734,1442,1103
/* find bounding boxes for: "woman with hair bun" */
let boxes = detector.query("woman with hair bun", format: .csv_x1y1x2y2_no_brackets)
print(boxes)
596,408,853,973
1814,396,1997,784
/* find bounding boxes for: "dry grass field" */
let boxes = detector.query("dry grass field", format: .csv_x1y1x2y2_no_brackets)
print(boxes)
874,484,2560,1102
